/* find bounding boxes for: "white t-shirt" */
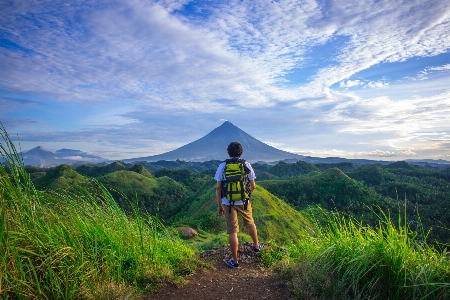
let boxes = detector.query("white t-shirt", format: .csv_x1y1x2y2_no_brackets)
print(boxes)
214,159,256,205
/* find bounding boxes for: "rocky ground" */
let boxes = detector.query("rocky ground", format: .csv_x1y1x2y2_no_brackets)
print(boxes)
141,242,296,300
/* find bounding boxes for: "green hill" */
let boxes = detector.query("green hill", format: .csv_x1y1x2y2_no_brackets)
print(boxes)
346,162,450,242
75,161,133,177
268,160,319,178
177,179,314,244
258,168,395,224
252,160,319,179
97,170,191,219
32,165,192,220
153,168,210,192
128,164,153,177
33,164,90,192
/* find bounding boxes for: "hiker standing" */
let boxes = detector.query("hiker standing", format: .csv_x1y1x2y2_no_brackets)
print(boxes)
214,142,263,269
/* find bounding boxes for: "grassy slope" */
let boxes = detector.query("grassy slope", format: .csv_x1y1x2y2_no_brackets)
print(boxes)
178,179,314,244
259,168,397,225
32,166,192,221
33,164,91,192
1,129,202,299
97,171,191,220
269,209,450,300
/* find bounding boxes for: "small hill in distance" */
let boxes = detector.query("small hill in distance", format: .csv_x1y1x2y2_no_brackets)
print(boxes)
21,146,108,166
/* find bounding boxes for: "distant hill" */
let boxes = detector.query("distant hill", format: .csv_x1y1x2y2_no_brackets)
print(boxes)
97,170,191,219
31,164,192,220
75,161,129,177
33,164,91,192
21,146,108,166
405,158,450,168
125,121,304,163
258,168,393,224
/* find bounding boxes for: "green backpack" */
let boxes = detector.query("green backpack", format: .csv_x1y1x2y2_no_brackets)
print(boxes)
222,158,250,212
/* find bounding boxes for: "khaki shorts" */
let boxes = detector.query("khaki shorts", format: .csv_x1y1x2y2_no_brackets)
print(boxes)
223,202,255,234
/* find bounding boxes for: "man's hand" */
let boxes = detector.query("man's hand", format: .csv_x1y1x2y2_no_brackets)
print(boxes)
218,205,224,216
216,181,224,216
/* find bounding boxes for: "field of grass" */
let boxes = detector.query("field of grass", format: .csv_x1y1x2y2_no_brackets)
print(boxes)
261,207,449,299
0,125,203,299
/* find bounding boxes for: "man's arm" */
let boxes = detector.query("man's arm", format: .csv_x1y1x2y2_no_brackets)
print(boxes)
216,181,224,216
249,179,256,194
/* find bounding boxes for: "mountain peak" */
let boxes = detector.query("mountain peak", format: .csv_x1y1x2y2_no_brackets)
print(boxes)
28,146,54,154
126,122,303,163
221,120,234,126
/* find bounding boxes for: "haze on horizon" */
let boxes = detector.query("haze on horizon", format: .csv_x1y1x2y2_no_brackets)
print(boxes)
1,0,449,161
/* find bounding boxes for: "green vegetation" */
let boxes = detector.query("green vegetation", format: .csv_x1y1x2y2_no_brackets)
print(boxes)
176,181,314,248
262,208,449,299
258,162,450,244
0,126,202,299
265,160,320,178
258,168,397,227
76,161,129,177
33,163,90,192
153,168,211,192
97,170,191,220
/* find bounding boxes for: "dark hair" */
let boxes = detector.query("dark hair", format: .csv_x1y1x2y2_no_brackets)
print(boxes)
227,142,243,157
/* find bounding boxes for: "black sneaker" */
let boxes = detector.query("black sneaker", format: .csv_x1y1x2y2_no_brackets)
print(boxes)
225,258,239,269
253,243,263,253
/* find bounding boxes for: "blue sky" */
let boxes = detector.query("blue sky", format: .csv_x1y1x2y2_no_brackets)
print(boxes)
1,0,449,161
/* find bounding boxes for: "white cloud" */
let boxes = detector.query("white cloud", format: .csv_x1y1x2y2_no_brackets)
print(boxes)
340,80,363,87
366,81,389,88
399,150,417,157
331,90,450,134
427,64,450,71
364,150,396,157
263,141,285,148
404,63,450,81
287,148,415,159
339,79,389,89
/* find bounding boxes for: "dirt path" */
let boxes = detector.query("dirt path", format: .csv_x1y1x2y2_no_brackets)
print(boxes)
142,243,296,300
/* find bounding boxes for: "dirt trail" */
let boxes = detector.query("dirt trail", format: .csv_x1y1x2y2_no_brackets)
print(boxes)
142,243,296,300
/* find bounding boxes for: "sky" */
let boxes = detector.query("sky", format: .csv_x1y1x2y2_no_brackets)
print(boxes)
1,0,450,162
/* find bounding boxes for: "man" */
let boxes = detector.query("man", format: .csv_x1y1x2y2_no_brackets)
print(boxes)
214,142,262,269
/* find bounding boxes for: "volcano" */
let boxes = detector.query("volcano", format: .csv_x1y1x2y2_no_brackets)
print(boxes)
126,121,303,163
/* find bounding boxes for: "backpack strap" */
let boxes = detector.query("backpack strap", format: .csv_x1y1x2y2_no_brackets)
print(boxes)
229,173,234,213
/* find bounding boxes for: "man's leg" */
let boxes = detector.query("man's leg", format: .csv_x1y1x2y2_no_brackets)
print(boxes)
248,224,259,248
229,232,239,263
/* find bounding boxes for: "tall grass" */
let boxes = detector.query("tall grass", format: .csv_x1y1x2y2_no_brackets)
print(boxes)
0,124,201,299
268,207,449,299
